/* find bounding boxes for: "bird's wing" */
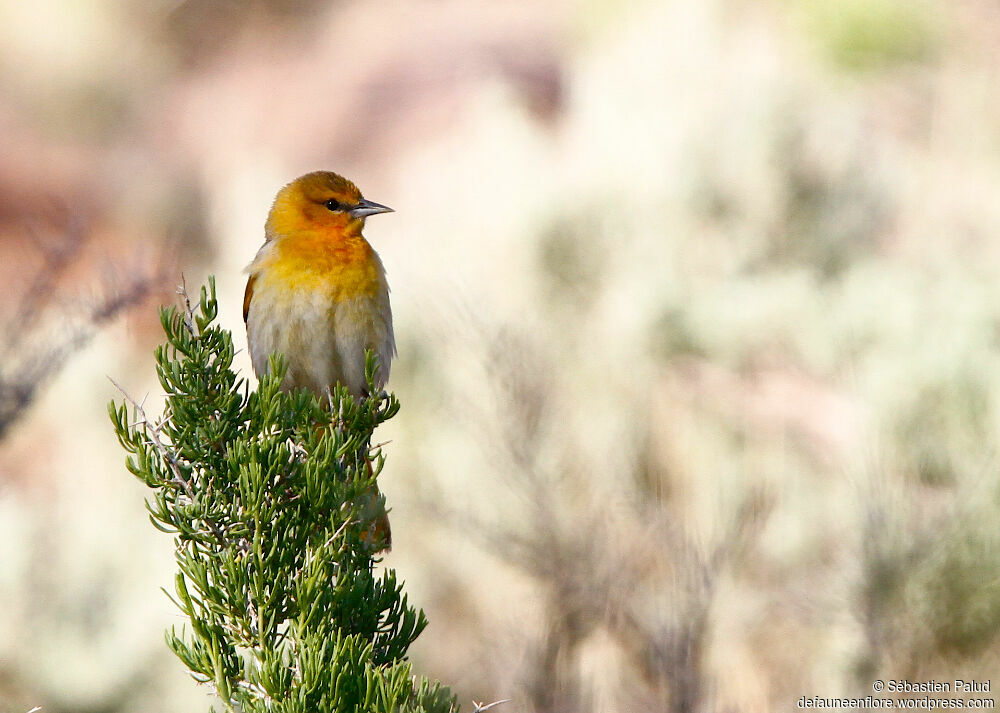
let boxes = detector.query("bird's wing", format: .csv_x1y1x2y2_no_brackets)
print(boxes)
243,273,257,324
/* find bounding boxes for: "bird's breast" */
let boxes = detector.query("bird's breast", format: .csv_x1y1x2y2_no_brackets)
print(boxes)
266,232,383,301
245,230,394,396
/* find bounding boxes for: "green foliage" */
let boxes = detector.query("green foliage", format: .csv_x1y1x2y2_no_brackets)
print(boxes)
920,523,1000,658
801,0,941,73
109,277,457,713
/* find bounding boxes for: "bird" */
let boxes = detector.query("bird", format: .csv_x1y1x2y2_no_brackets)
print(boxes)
244,170,396,548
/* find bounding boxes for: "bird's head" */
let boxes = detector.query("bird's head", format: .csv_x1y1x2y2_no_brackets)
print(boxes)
265,171,392,239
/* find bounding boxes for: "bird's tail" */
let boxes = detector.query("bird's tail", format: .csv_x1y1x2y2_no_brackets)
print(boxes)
357,466,391,553
311,421,391,553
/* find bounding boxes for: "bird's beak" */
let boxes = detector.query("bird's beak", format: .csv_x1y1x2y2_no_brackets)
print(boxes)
350,199,394,218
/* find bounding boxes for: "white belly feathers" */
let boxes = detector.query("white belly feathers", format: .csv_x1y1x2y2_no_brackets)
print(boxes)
246,276,395,398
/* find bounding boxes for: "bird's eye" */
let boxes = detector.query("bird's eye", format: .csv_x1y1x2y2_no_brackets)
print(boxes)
325,199,343,211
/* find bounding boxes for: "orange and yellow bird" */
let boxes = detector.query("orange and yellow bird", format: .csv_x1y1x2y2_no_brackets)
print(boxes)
243,171,395,397
243,170,395,546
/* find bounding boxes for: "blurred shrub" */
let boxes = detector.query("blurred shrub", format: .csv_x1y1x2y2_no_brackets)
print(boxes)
801,0,943,72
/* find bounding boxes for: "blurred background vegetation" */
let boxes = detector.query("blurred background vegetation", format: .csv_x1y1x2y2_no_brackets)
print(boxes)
1,0,999,711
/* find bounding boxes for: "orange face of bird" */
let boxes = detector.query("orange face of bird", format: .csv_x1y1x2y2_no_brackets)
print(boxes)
265,171,393,240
